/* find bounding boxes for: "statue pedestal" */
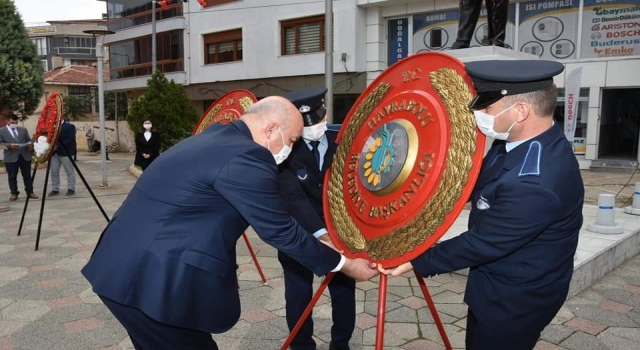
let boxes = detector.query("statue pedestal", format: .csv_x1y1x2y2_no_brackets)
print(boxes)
445,47,541,155
445,46,539,63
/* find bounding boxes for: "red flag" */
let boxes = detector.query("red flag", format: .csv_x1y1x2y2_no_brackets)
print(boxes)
158,0,170,10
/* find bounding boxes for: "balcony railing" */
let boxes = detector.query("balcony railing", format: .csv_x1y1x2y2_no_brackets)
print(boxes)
110,59,184,80
56,47,96,56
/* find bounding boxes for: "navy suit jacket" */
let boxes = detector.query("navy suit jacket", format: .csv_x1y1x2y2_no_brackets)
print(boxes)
412,123,584,332
278,131,338,233
55,121,76,156
81,120,341,334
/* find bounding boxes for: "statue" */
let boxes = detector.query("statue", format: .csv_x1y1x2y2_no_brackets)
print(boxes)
452,0,509,49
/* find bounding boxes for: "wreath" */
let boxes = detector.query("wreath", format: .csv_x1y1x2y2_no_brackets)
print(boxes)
33,92,64,164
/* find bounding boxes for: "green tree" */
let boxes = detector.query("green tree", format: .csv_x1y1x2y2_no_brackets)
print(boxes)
127,70,198,151
105,91,129,121
0,0,44,119
62,95,85,120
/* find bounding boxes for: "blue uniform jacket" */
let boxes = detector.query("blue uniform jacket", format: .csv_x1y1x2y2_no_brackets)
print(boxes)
81,120,341,334
55,121,76,156
278,130,338,232
412,123,584,332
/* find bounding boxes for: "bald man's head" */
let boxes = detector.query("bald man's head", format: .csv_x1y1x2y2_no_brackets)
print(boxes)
241,96,303,162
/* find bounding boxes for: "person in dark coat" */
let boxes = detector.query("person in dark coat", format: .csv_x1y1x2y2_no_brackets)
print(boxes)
379,60,584,350
278,87,356,350
134,119,161,170
81,96,379,350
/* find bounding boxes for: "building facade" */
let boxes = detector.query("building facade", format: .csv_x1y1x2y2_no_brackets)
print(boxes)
360,0,640,169
100,0,368,123
27,19,107,72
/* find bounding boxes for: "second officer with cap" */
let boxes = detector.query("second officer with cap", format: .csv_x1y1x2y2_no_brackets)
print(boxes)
278,86,356,350
379,60,585,350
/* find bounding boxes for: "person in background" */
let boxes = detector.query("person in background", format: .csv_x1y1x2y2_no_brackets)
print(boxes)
0,113,38,201
49,118,77,196
278,86,356,350
85,128,94,152
134,119,161,170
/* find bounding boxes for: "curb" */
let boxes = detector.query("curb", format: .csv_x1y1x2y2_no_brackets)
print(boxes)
128,164,142,178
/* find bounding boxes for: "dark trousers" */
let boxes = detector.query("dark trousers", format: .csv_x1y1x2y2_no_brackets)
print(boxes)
100,296,218,350
5,155,33,195
465,309,540,350
278,251,356,350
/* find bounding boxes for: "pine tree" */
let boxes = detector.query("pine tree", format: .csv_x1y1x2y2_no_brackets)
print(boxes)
127,70,199,152
0,0,44,119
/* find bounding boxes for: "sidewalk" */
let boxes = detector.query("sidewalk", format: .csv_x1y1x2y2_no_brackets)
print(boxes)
0,153,638,350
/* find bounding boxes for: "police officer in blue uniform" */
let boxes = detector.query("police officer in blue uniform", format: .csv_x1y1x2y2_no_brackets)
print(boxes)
379,60,584,350
278,87,356,350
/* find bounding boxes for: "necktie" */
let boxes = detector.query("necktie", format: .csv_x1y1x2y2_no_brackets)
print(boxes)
310,141,321,169
11,128,18,139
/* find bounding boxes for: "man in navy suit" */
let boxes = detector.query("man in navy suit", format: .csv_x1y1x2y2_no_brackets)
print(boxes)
48,119,76,196
81,96,379,350
278,87,356,350
379,60,584,350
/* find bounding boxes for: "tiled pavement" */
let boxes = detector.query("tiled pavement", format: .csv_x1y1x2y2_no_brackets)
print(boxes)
0,152,639,350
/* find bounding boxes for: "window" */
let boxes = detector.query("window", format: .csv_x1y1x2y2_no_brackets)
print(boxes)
107,0,183,31
109,30,184,80
32,38,47,56
203,29,242,64
203,0,239,7
68,86,94,114
281,15,325,55
41,60,48,71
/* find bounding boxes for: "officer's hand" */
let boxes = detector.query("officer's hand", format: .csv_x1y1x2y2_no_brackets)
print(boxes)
341,258,379,282
10,143,19,149
377,262,414,277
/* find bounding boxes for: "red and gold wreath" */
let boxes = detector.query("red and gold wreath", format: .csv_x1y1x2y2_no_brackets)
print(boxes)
192,89,257,135
33,92,64,164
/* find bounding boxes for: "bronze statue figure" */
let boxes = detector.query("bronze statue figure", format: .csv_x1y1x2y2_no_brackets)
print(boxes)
452,0,509,49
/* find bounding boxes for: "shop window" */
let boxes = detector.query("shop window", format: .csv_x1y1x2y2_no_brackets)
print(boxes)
203,29,243,64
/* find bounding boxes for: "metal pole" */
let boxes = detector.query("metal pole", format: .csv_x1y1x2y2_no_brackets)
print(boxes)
96,42,108,187
325,0,333,123
115,92,120,151
152,0,157,73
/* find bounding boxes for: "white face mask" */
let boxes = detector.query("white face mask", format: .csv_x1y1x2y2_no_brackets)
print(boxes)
267,128,292,165
473,104,517,141
143,123,152,130
8,124,17,130
302,121,327,141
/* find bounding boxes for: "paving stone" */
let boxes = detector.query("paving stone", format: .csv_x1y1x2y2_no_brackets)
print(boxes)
355,313,377,330
240,308,276,323
540,324,575,343
419,324,466,349
560,331,609,350
534,340,566,350
602,327,640,342
596,331,640,350
624,284,640,295
0,300,49,322
431,291,464,304
565,317,607,335
571,305,637,327
402,339,446,350
363,301,402,316
551,306,576,325
397,296,426,310
417,307,459,325
0,338,9,350
362,322,419,347
384,306,419,323
440,282,466,294
599,299,634,313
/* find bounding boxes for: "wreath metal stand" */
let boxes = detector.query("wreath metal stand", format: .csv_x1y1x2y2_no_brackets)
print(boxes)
17,142,110,251
280,272,452,350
